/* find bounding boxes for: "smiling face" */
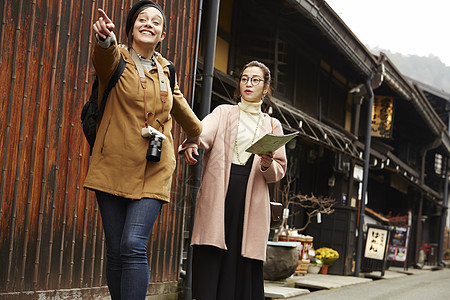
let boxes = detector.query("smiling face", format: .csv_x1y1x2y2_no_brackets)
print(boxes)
239,66,269,103
131,7,166,55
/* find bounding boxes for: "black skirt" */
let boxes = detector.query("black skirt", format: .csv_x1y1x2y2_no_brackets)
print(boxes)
192,155,264,300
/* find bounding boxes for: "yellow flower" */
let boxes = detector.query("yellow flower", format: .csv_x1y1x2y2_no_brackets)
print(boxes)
315,247,339,265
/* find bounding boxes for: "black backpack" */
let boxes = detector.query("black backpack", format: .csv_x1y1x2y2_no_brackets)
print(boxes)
81,57,176,153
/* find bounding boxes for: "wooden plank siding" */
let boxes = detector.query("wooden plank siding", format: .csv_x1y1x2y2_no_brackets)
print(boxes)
0,0,199,296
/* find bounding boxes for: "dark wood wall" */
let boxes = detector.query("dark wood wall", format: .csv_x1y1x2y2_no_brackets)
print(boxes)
0,0,199,296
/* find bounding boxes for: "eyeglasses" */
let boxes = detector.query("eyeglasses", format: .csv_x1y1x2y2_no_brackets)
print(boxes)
240,76,265,86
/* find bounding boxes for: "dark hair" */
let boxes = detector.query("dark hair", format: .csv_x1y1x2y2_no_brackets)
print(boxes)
233,61,272,102
126,1,167,49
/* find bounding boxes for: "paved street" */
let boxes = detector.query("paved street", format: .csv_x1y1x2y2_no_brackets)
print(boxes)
296,268,450,300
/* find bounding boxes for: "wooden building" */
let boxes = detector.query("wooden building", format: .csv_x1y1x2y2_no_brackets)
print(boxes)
196,0,450,275
0,0,200,298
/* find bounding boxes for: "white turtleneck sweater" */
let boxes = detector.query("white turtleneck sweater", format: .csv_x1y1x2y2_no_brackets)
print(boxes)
232,98,263,165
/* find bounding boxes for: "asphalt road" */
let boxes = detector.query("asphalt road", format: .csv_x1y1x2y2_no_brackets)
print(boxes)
298,268,450,300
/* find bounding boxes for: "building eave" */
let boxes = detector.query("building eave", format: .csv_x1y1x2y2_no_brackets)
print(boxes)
286,0,378,77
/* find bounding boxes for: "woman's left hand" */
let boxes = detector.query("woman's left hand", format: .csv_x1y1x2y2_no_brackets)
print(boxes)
258,152,274,170
183,147,199,165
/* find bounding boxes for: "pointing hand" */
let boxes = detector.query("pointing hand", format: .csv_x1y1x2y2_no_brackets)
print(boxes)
92,8,115,40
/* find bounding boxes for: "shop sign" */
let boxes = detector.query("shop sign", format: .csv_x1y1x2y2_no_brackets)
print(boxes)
364,226,389,260
388,226,409,263
371,96,394,138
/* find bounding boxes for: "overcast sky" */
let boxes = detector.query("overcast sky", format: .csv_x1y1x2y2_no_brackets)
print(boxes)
325,0,450,67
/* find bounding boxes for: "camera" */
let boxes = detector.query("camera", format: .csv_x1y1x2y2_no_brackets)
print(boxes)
141,126,166,162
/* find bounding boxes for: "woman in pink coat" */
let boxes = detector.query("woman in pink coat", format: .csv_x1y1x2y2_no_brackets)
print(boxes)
180,61,287,300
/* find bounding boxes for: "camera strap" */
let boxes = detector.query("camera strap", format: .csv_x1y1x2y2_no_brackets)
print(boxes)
130,49,167,132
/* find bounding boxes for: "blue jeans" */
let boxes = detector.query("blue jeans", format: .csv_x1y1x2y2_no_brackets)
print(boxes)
96,191,163,300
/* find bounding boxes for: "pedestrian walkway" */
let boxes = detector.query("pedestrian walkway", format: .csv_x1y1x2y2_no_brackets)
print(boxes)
362,269,407,280
293,273,372,290
264,274,371,299
362,265,439,279
264,284,310,299
264,266,438,299
443,260,450,268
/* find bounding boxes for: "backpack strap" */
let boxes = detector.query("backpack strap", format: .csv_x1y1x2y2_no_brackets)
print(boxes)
168,61,176,93
98,55,126,122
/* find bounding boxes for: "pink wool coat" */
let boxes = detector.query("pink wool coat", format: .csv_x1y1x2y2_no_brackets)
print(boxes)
179,104,287,261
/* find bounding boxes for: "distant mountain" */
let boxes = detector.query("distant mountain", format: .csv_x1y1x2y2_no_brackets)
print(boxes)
368,46,450,94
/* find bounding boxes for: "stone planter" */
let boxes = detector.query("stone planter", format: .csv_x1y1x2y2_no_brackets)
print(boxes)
263,241,299,281
307,264,321,274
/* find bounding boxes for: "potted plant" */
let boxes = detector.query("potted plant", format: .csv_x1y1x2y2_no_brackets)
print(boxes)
265,165,336,279
307,256,323,274
272,166,336,241
418,242,432,266
315,247,339,274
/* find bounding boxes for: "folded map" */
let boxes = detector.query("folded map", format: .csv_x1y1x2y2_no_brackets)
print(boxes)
246,132,299,154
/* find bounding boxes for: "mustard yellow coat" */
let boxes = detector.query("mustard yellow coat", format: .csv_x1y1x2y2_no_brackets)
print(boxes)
84,42,202,202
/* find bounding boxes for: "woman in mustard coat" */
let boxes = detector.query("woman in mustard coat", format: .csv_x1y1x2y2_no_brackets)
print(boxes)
85,1,202,299
180,61,287,300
